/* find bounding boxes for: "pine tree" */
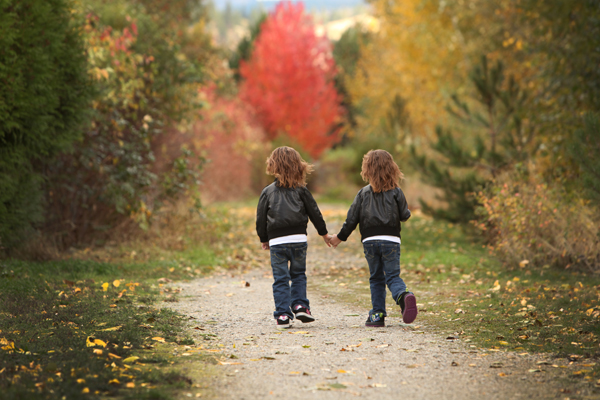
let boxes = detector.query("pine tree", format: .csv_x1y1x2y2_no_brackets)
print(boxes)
411,56,537,223
228,13,266,82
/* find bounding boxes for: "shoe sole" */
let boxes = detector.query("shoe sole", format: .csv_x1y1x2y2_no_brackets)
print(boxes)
402,293,418,324
365,322,385,327
277,323,291,330
295,312,315,323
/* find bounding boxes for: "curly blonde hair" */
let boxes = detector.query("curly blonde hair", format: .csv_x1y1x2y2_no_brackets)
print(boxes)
266,146,314,188
360,149,404,193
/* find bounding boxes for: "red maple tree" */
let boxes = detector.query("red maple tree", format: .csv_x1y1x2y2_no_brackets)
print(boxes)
239,1,341,158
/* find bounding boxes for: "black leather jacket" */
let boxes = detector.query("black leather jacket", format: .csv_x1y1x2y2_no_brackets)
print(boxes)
337,185,411,242
256,180,328,242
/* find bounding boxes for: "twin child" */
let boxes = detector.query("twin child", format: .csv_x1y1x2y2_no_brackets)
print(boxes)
256,146,417,329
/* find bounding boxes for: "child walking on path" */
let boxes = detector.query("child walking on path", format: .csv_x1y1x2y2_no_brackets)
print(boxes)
330,150,417,327
256,147,331,329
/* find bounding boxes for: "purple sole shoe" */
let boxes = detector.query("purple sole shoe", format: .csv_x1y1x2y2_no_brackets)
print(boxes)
402,293,418,324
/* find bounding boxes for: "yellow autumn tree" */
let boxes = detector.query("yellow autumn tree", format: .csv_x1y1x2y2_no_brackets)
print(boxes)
347,0,495,140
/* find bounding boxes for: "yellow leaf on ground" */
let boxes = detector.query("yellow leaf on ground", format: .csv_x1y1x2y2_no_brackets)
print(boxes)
337,369,347,373
93,349,103,355
102,283,109,292
82,387,90,394
76,379,85,384
108,379,120,385
113,280,120,288
152,337,165,343
108,353,121,359
126,382,135,388
94,339,107,347
99,326,122,332
123,356,140,364
86,337,96,347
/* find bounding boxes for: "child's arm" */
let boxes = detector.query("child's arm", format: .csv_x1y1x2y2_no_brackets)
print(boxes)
256,191,269,246
336,191,363,241
395,188,411,222
299,187,329,238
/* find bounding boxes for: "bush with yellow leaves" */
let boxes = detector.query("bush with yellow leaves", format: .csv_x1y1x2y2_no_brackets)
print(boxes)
475,172,600,273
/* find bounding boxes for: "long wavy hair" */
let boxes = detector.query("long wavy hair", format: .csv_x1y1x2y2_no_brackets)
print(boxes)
360,149,404,193
266,146,314,188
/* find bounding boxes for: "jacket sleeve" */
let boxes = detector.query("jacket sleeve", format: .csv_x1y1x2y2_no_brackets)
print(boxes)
300,187,328,236
337,190,362,241
396,188,411,222
256,190,269,243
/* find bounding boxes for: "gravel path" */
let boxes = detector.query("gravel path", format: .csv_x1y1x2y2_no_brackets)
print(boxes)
167,230,570,399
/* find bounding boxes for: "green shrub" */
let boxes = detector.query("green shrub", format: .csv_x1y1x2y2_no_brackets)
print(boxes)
0,0,92,251
43,2,207,248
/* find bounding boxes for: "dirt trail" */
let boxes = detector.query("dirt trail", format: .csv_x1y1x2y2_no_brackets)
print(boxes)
166,209,570,399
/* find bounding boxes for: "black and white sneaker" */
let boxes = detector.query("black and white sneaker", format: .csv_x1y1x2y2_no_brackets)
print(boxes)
293,304,315,323
365,312,385,327
276,315,291,329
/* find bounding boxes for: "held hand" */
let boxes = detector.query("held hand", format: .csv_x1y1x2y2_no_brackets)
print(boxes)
322,234,332,248
329,235,342,248
261,242,270,250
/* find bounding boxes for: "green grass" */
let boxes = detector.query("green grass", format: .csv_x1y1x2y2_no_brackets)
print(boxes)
0,248,219,400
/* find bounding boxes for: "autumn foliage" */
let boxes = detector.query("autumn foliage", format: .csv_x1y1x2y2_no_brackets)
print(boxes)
239,1,341,159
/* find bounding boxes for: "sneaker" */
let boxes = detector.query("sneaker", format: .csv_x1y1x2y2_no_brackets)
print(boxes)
365,312,385,327
397,292,418,324
293,304,315,323
276,315,291,329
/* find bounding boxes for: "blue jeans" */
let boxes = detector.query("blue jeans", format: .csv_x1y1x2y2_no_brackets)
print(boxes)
270,242,309,319
363,240,406,317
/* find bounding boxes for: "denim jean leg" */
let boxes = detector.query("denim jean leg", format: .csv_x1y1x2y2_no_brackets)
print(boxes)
270,246,293,319
289,243,309,309
364,243,387,316
382,243,407,302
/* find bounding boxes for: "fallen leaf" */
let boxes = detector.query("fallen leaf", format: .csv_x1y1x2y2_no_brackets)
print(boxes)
93,349,103,355
329,383,346,389
337,369,347,373
123,356,139,364
152,337,165,343
76,378,85,384
113,280,120,288
108,379,120,385
99,326,122,332
108,353,121,359
519,260,530,268
126,382,135,388
225,293,233,297
82,388,89,394
498,373,507,377
102,283,109,292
